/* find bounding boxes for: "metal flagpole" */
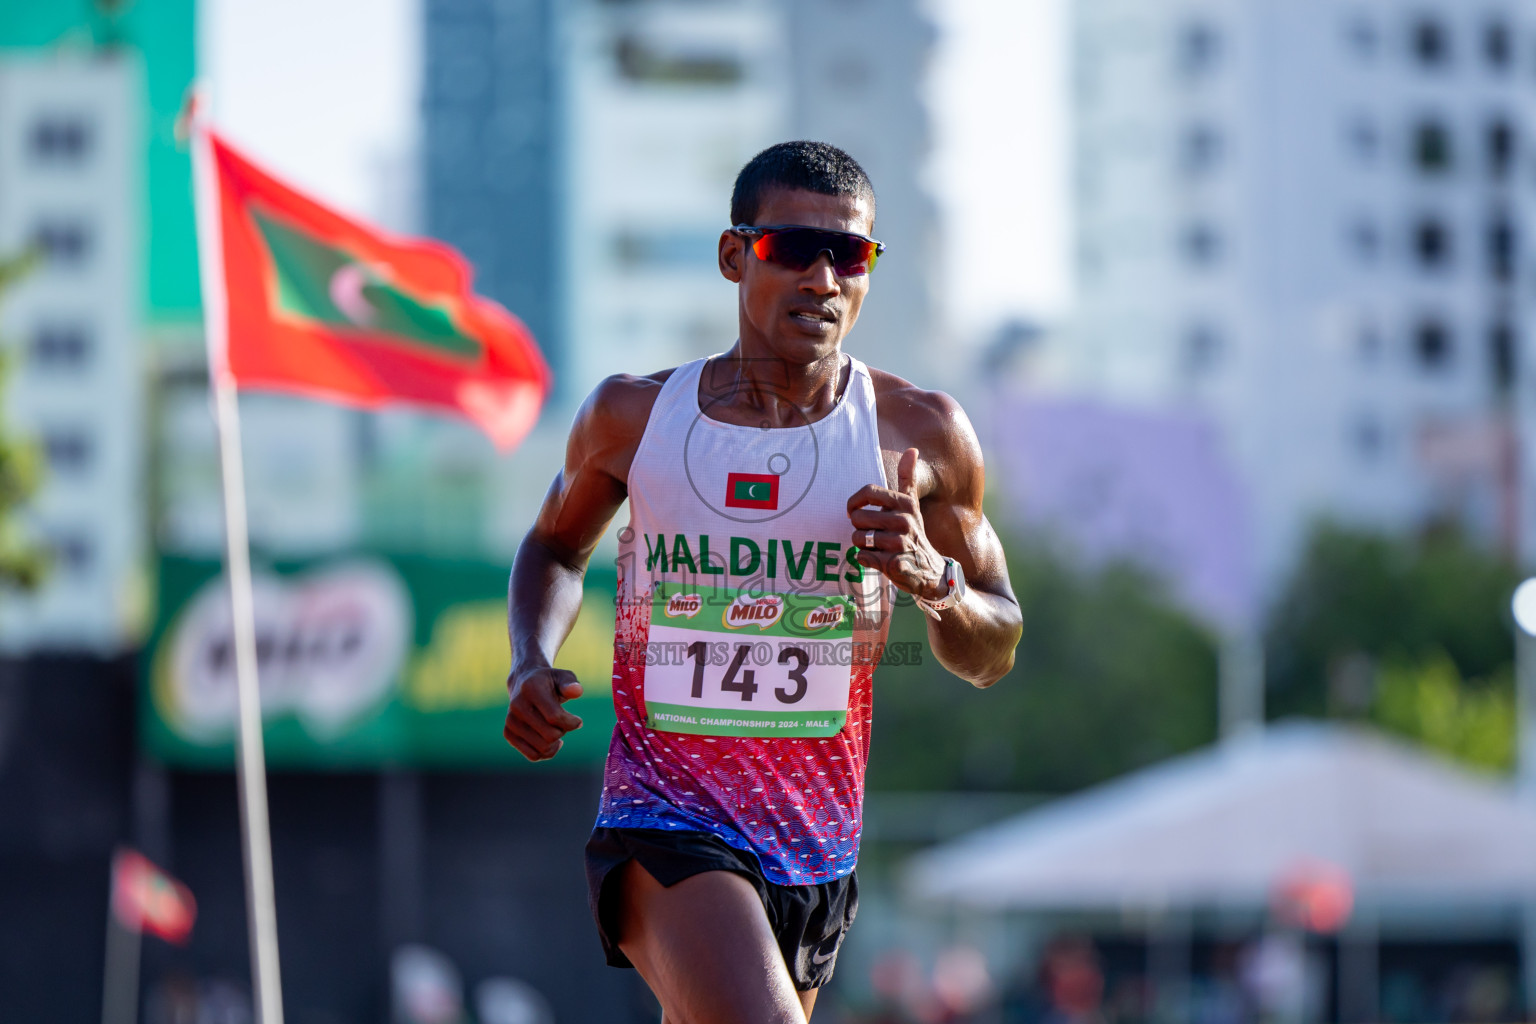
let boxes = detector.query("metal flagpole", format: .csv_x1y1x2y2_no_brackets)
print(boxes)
192,98,285,1024
212,378,285,1024
100,864,142,1024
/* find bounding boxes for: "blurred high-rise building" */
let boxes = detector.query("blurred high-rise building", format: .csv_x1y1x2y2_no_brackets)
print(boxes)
1062,0,1535,583
0,2,198,651
785,0,938,385
0,54,144,653
562,0,787,398
422,0,565,390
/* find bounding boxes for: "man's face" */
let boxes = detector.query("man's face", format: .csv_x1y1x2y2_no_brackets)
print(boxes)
718,187,875,366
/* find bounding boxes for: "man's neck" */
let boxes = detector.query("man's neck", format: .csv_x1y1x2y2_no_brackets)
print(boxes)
701,343,848,427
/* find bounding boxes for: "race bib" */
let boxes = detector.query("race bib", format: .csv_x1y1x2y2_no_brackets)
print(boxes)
642,581,854,738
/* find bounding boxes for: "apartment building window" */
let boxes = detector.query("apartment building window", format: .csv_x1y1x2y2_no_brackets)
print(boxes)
613,229,722,268
1357,322,1383,362
825,58,871,90
1347,116,1380,161
42,430,93,473
1483,17,1512,70
1346,14,1378,58
1182,322,1224,377
1491,320,1517,393
1352,415,1384,462
1412,216,1452,270
1486,118,1515,178
49,533,93,575
1487,214,1516,281
1412,119,1453,174
1180,123,1224,177
29,323,92,369
1177,21,1221,80
1348,219,1381,263
1414,317,1453,369
1181,222,1223,267
33,220,91,267
1411,16,1451,67
615,36,744,86
29,115,92,165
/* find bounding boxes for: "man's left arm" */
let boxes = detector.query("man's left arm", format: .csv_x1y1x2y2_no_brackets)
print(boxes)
848,396,1022,687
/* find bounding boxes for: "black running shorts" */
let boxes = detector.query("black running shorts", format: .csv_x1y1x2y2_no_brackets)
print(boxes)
584,826,859,991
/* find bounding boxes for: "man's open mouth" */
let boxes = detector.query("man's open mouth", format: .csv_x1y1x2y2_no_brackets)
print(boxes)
789,308,837,327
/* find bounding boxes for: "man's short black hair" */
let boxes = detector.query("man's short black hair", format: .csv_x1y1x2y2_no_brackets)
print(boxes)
730,141,876,227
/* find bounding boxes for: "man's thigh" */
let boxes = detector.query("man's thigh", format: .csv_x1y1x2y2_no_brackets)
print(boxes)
613,858,810,1024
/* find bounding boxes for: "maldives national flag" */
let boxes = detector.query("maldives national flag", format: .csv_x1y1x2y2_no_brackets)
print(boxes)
111,848,197,945
193,125,550,449
725,472,779,510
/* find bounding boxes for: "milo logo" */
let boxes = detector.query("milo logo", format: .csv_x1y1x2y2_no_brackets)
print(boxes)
722,594,784,631
798,602,846,632
664,593,703,619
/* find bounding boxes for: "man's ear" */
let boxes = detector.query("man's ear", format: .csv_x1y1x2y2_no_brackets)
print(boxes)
719,230,745,283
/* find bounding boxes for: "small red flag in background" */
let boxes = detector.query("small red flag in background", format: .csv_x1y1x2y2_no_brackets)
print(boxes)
112,849,197,945
194,125,551,450
1270,858,1353,934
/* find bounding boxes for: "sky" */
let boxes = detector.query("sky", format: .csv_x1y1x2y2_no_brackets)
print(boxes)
200,0,421,225
927,0,1073,334
202,0,1071,340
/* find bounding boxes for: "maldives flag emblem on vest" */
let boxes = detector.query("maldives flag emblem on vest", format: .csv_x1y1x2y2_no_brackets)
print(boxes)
725,472,779,510
193,126,550,449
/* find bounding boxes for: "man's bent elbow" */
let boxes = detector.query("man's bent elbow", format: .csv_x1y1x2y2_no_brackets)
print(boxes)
968,623,1022,689
967,652,1014,689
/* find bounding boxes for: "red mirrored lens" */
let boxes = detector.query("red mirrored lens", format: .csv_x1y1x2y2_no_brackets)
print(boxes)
750,229,880,276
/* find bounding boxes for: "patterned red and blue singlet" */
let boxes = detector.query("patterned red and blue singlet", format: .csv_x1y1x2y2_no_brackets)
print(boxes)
594,354,891,886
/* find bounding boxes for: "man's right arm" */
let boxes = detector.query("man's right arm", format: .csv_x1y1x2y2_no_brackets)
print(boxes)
503,374,660,761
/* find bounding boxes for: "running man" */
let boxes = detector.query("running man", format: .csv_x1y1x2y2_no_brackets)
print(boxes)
504,141,1022,1024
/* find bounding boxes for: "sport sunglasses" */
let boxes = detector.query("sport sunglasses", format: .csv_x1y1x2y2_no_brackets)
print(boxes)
730,224,886,277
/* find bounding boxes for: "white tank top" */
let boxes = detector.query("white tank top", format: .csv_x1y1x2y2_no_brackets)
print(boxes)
596,353,892,886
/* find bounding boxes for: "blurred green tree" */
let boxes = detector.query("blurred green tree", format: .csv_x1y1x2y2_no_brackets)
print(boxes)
867,536,1219,794
0,249,48,592
1265,522,1520,772
1374,655,1514,773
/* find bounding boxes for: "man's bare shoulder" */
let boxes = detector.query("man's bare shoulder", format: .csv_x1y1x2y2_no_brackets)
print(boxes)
570,367,682,482
581,367,678,432
867,365,977,450
866,364,984,498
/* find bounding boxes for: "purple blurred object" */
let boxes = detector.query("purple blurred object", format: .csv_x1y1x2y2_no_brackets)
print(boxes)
988,395,1255,632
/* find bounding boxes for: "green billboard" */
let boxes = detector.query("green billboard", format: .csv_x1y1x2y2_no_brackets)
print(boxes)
142,554,618,768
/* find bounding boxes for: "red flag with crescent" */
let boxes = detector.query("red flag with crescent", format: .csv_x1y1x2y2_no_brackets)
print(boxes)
193,125,550,449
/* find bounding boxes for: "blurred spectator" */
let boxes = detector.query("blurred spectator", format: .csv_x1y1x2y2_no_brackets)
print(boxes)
144,972,251,1024
1191,944,1246,1024
1239,932,1323,1024
933,944,994,1022
869,948,927,1022
1038,936,1104,1024
1447,964,1515,1023
196,980,253,1024
474,976,554,1024
391,944,464,1024
144,970,199,1024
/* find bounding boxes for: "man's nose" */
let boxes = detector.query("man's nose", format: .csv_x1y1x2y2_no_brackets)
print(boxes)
802,252,840,292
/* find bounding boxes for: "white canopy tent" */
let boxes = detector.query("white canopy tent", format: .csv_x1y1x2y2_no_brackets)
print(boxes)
907,723,1536,911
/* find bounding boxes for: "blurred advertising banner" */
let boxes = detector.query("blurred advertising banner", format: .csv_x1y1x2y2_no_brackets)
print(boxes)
141,554,617,768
